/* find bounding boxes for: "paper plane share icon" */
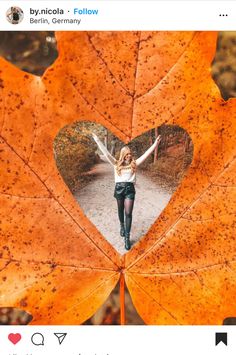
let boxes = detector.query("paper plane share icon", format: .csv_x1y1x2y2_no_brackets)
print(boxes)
54,333,67,345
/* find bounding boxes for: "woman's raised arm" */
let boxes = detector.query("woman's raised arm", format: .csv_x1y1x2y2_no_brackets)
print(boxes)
136,135,161,166
92,133,116,166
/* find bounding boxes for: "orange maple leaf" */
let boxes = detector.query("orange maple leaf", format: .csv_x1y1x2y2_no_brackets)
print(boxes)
0,31,235,324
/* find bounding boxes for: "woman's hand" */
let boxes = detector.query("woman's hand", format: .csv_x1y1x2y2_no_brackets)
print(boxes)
154,135,161,146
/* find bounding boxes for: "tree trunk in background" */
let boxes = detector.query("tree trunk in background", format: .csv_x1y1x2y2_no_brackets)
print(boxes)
149,131,154,162
110,138,116,156
163,133,167,154
149,132,153,146
104,129,109,149
184,132,191,152
154,127,158,163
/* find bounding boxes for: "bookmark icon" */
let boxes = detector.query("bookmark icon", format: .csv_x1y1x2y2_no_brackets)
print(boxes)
54,333,67,345
215,332,227,346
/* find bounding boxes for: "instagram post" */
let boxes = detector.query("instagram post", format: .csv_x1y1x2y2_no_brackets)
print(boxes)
0,2,236,354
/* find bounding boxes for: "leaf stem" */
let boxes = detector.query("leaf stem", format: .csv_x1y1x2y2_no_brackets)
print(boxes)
120,273,125,325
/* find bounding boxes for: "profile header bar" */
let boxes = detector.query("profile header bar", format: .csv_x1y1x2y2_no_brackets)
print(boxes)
0,1,236,30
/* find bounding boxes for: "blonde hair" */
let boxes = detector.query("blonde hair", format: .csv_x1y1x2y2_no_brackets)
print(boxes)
115,146,136,176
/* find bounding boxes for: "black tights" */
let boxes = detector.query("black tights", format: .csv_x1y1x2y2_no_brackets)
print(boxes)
116,198,134,235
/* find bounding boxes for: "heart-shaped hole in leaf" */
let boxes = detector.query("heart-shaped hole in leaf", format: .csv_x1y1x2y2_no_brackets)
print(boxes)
54,122,193,254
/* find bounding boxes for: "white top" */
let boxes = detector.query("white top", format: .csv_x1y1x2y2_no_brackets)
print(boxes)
114,166,136,183
93,135,158,184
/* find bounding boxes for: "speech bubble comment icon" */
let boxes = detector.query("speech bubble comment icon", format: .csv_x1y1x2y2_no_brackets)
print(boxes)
31,333,45,346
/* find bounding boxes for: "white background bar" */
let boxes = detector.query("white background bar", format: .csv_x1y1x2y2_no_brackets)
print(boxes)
0,1,236,30
0,325,234,355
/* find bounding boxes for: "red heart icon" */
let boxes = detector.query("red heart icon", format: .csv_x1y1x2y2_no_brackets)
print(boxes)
8,333,21,345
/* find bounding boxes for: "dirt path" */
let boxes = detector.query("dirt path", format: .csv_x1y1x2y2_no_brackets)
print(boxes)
74,160,173,254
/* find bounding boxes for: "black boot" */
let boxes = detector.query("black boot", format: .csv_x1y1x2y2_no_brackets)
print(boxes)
124,233,131,250
120,223,125,237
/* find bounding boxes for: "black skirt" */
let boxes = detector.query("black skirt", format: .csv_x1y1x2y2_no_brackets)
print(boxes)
114,182,136,200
